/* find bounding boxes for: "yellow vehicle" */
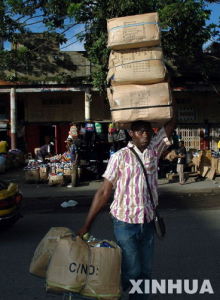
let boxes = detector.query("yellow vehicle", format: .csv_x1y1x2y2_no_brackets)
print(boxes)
0,181,23,227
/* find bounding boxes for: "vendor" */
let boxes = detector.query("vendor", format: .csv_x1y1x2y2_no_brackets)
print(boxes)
65,137,79,187
36,136,54,162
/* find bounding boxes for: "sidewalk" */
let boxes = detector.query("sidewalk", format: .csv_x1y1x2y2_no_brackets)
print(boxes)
1,168,220,210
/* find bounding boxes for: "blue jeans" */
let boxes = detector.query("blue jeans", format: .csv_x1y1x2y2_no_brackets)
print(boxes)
113,218,155,299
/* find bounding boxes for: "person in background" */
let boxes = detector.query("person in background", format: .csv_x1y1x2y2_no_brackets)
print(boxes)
176,140,186,185
65,137,79,188
68,123,78,140
36,136,54,162
77,119,176,300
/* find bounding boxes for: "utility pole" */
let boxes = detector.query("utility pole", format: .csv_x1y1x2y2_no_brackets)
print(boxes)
10,87,17,149
85,87,92,121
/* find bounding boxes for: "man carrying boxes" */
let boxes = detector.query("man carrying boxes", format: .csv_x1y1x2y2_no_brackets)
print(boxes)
29,12,176,300
78,12,176,300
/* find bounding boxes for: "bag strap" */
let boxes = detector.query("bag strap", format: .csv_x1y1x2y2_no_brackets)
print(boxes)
129,147,156,210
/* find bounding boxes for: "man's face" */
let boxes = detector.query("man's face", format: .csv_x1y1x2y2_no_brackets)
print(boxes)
129,125,153,150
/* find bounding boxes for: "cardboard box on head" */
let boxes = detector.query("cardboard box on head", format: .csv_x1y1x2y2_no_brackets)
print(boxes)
107,82,173,125
108,47,166,85
107,12,160,50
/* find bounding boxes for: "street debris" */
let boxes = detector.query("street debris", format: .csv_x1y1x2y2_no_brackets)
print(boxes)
60,200,78,208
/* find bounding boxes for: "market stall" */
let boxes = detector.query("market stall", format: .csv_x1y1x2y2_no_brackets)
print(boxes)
24,153,72,185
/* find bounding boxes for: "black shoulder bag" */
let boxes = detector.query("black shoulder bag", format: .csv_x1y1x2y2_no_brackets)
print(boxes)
129,147,166,239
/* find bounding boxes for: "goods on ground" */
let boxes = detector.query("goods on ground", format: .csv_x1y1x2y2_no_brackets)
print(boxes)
48,173,64,186
24,168,40,183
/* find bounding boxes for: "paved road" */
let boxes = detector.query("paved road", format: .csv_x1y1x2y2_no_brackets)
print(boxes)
0,206,220,300
1,168,220,299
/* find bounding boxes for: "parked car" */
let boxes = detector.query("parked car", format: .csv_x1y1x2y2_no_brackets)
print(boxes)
0,155,6,173
0,181,23,228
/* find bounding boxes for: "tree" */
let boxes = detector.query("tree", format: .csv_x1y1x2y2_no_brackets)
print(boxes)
0,0,219,88
68,0,219,90
0,0,79,81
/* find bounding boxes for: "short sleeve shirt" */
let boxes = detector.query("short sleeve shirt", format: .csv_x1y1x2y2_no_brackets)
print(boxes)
103,127,170,224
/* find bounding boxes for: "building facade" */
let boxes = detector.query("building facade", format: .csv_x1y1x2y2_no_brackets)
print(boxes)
0,34,220,154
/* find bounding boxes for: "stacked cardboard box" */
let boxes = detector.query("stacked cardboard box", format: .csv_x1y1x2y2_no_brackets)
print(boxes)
107,12,173,125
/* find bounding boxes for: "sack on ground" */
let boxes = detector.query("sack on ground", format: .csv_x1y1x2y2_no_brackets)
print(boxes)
107,83,172,124
39,166,49,182
25,169,40,183
48,173,64,186
108,47,166,85
46,236,122,299
29,227,73,278
107,12,160,50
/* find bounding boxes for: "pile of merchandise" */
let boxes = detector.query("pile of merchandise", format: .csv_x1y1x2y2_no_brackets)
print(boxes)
192,150,220,179
24,154,72,185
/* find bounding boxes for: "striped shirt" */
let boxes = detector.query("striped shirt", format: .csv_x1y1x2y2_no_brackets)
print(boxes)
103,127,170,224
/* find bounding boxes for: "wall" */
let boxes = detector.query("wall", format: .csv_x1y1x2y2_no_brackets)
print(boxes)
175,91,220,124
24,90,110,122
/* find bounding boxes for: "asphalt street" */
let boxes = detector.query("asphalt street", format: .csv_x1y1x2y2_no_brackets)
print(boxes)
0,168,220,300
0,208,220,300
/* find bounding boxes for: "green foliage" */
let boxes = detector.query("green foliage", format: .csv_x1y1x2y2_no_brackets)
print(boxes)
67,0,219,90
0,0,74,81
0,0,219,88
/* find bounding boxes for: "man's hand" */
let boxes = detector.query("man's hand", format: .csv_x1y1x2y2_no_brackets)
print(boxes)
77,225,89,237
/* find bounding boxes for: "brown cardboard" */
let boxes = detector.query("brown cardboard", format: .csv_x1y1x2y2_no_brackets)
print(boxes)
165,150,177,161
29,227,73,278
211,157,218,170
218,160,220,174
202,166,210,177
108,47,166,85
107,12,160,50
46,237,121,299
48,173,64,186
107,83,173,124
64,168,72,176
39,166,49,182
206,168,216,180
46,236,89,294
81,241,121,299
192,157,201,167
25,169,40,183
166,172,179,183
